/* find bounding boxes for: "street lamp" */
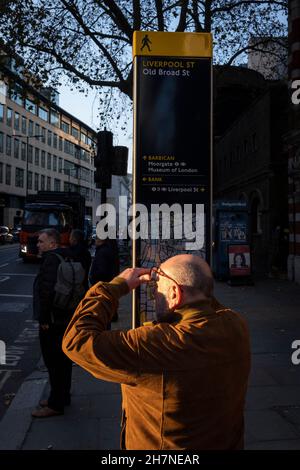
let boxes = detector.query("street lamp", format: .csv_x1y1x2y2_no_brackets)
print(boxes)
13,134,43,197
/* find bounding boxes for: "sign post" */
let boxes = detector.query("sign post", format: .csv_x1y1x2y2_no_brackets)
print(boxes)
132,31,213,327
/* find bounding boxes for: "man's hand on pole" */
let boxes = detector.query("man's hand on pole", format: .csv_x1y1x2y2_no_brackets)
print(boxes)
118,268,151,291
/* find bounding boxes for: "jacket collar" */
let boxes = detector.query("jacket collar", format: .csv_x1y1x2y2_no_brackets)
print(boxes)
170,298,214,324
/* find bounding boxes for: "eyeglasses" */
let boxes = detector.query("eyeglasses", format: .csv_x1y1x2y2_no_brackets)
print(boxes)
150,267,183,293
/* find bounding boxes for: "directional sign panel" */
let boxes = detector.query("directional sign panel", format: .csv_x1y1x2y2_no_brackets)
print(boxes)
132,31,213,326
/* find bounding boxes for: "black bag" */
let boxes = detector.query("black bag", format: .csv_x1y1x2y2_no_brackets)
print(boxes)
53,253,86,311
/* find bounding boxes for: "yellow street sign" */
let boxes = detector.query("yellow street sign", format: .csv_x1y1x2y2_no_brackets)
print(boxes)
133,31,212,58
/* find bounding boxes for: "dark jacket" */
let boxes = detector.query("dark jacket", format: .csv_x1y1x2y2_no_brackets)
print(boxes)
63,278,251,450
64,242,92,290
89,240,120,285
33,247,67,324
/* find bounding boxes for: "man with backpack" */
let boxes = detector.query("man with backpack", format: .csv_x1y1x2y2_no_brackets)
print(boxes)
32,228,86,418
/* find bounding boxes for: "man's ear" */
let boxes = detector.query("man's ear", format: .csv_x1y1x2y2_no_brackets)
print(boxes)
169,284,181,309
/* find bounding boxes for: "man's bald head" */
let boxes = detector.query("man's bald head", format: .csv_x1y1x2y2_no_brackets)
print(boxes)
161,254,214,299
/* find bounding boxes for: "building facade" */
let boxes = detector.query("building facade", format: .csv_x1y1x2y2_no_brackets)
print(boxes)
286,0,300,283
0,56,102,227
215,78,289,276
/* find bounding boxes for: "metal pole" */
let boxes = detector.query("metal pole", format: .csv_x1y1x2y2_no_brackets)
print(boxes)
101,187,107,206
26,136,29,198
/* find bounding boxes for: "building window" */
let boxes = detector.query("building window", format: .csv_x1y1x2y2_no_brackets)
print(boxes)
6,135,12,156
53,155,57,172
6,164,11,185
80,167,90,182
59,137,63,151
80,131,87,144
47,153,51,170
41,150,46,168
47,176,51,191
14,112,20,130
10,83,23,106
72,127,79,139
64,160,75,176
38,106,48,121
54,178,61,191
0,132,3,153
28,145,33,163
58,157,63,173
34,173,39,191
50,109,59,127
53,133,57,149
15,167,24,187
21,142,26,161
35,148,40,166
0,104,4,122
64,139,74,156
28,171,33,190
14,138,19,159
41,127,46,143
29,120,34,136
80,148,89,163
35,123,40,138
61,121,70,134
0,162,3,184
47,130,52,147
25,98,37,114
7,108,12,126
75,145,80,159
22,116,27,134
41,175,45,190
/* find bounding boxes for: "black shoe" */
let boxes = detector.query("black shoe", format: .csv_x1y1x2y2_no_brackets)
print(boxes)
39,398,71,407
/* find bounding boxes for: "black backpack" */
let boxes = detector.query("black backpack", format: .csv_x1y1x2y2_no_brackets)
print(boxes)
52,253,86,311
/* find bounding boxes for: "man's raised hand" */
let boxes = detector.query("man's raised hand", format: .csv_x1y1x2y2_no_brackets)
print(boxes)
118,268,151,291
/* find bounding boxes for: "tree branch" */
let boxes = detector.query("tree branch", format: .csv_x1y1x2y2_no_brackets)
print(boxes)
191,0,203,32
60,0,126,84
21,42,122,89
176,0,189,32
211,0,287,15
226,37,287,66
204,0,212,32
155,0,165,30
99,0,133,40
133,0,141,31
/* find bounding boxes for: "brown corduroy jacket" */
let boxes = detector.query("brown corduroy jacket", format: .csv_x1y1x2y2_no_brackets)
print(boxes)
62,277,251,450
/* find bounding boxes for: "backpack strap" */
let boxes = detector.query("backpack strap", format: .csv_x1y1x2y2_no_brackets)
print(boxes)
51,252,65,263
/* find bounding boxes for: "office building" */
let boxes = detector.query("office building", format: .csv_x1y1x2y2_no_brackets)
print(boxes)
0,55,101,227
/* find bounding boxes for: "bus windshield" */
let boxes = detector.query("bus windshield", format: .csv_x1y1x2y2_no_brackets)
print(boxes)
23,210,70,227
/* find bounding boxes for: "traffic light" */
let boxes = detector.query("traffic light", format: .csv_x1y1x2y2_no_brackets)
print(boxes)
94,130,113,167
111,146,128,176
94,131,128,188
94,130,113,189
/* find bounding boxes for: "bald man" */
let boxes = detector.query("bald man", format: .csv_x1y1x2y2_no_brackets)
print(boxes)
62,255,251,450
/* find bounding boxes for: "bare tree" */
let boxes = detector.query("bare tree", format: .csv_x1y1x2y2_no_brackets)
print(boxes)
0,0,287,125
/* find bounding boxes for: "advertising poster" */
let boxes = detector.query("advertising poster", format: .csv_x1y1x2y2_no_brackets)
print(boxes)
228,245,251,277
